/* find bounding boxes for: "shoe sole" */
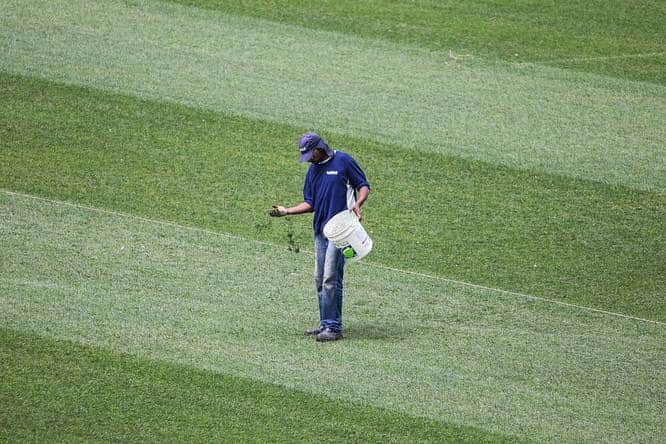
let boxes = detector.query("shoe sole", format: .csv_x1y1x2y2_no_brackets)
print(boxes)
315,334,343,342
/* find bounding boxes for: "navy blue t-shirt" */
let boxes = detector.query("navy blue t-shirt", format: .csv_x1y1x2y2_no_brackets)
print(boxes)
303,151,370,234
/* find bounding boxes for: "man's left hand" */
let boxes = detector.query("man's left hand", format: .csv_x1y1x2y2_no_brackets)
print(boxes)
352,204,362,221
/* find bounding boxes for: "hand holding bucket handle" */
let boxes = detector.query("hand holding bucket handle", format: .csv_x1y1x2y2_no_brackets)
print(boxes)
351,204,362,221
352,185,370,222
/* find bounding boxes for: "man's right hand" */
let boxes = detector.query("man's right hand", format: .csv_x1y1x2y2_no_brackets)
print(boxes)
269,205,288,217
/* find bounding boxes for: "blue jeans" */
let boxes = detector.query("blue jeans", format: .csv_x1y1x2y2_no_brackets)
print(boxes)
314,233,345,333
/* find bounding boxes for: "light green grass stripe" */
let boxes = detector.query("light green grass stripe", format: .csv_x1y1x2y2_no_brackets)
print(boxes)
372,262,666,327
4,187,663,328
1,0,664,192
2,192,664,443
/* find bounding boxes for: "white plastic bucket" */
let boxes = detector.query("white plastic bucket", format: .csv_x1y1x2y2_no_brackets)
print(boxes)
323,210,373,262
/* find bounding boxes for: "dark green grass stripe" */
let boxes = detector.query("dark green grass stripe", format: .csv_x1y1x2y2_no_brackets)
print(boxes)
0,327,519,443
165,0,666,84
1,72,663,321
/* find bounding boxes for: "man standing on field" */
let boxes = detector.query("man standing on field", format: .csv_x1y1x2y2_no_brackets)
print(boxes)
270,133,370,342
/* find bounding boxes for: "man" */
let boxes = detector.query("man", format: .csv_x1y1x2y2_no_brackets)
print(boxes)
270,133,370,342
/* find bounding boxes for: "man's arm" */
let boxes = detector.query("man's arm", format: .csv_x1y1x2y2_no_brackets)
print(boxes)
352,185,370,220
269,202,313,217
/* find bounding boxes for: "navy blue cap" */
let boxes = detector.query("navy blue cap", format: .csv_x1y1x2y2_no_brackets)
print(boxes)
298,132,333,162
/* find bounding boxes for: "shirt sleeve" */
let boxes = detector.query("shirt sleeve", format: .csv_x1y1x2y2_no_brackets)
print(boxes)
303,168,314,206
346,155,370,191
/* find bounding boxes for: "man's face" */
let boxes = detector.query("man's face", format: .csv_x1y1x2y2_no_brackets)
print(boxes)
309,148,328,163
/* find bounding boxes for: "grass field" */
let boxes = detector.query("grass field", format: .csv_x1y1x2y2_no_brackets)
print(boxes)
1,0,665,442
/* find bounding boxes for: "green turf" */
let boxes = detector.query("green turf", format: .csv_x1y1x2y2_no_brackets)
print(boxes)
166,0,666,85
1,191,664,443
1,73,663,322
1,1,664,441
1,328,514,443
1,0,664,191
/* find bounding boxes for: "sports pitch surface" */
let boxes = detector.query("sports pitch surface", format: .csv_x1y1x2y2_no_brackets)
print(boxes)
1,0,664,442
2,0,664,191
2,191,664,443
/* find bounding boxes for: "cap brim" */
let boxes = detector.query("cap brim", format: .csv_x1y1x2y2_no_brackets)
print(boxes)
299,150,314,163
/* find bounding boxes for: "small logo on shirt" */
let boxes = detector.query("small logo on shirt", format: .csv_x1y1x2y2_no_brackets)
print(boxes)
326,170,339,175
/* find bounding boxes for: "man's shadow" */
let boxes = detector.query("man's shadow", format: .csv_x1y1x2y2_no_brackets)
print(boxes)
345,322,410,341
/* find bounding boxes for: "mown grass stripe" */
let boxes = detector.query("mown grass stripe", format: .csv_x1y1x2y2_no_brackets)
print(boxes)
370,261,666,327
2,191,664,443
165,0,666,84
518,51,666,64
1,327,517,443
1,0,664,191
2,73,663,321
3,187,663,328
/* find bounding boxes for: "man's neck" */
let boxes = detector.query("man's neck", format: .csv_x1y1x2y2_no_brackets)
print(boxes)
317,150,335,164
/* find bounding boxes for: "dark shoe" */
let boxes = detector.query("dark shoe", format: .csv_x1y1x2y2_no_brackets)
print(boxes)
305,326,323,336
316,328,343,342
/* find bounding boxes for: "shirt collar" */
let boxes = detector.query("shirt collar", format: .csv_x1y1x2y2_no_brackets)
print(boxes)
317,150,336,165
